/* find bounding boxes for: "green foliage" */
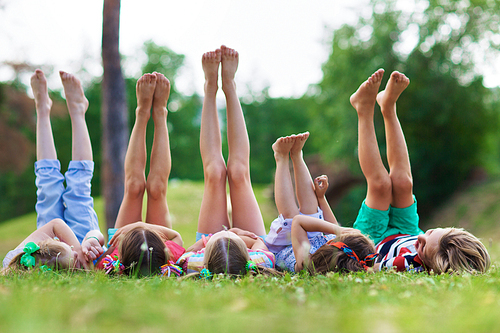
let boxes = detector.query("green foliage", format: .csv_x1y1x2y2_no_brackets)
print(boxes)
310,0,500,224
242,95,315,183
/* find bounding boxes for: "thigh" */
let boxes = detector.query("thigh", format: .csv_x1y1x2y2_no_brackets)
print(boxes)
114,190,144,229
145,192,170,228
229,178,266,236
197,176,230,234
388,196,423,236
63,160,99,243
35,159,65,228
353,199,390,244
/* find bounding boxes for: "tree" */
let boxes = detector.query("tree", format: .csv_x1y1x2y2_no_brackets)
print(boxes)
310,0,500,225
101,0,128,229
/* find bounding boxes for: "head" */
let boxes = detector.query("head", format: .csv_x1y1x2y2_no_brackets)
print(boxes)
416,227,490,274
118,226,169,277
203,230,250,276
307,233,376,275
9,239,79,272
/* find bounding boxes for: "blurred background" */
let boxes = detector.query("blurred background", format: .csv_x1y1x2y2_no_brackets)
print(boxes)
0,0,499,232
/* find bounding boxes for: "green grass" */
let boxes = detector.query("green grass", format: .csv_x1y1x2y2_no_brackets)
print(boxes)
2,179,500,332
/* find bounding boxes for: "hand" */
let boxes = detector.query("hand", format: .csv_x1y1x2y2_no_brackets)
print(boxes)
228,228,258,239
82,237,104,262
76,250,91,270
314,175,329,198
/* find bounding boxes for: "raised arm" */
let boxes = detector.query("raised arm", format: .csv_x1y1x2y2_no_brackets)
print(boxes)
314,175,338,225
291,215,350,271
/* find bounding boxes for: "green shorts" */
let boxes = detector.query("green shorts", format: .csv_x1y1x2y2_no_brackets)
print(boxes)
353,196,423,245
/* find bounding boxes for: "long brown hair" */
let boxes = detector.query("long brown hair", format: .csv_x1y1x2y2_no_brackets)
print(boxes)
202,236,281,277
307,233,376,275
118,226,170,277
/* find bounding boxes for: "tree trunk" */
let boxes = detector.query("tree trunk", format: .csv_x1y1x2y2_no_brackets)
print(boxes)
101,0,128,230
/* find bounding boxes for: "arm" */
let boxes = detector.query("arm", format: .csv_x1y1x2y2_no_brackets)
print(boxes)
239,235,269,251
291,215,352,271
148,225,183,246
109,222,183,247
314,175,338,225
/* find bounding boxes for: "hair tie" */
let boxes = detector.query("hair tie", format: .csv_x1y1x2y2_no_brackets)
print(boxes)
160,262,183,277
20,242,41,268
246,261,257,273
40,265,52,272
327,240,378,270
200,268,213,279
102,255,125,274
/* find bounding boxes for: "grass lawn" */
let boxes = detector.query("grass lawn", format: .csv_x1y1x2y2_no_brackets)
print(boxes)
1,180,500,332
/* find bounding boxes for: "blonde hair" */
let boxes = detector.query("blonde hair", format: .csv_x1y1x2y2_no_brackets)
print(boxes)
307,233,376,275
202,236,281,277
431,228,490,274
118,226,170,277
5,239,71,272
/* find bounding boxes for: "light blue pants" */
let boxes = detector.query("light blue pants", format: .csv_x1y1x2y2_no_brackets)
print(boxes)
35,159,99,243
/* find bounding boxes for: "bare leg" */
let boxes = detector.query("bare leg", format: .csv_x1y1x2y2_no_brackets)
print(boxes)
114,74,156,228
290,132,317,214
198,49,230,234
145,72,172,227
222,45,265,236
377,71,413,208
350,69,391,210
60,71,91,161
32,70,56,161
273,135,299,219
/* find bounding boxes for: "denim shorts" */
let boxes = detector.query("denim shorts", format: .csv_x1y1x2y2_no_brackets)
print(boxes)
35,159,99,243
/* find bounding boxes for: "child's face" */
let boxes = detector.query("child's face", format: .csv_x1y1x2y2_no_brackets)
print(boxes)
415,228,449,268
52,242,80,270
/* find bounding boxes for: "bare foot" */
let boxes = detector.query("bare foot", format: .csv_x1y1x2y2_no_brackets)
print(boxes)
136,73,157,118
60,71,89,116
376,71,410,113
350,69,385,115
290,132,310,156
272,135,296,160
202,49,221,94
152,72,170,118
31,69,52,116
221,45,238,91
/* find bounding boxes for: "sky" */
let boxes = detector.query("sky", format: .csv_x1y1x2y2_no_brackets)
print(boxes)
0,0,370,98
0,0,498,99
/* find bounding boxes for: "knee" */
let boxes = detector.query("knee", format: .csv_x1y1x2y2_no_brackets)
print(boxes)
204,161,227,185
369,175,392,198
146,176,167,200
227,161,249,184
124,176,146,199
390,172,413,194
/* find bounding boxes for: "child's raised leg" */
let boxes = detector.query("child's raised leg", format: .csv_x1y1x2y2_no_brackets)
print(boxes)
60,71,91,161
223,45,266,236
272,135,299,218
377,71,413,208
32,69,56,161
197,49,230,234
145,73,172,227
60,71,99,242
114,73,156,229
32,70,64,227
350,69,392,210
290,132,318,215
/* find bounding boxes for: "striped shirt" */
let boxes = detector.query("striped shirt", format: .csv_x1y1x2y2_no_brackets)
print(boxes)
375,234,425,272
